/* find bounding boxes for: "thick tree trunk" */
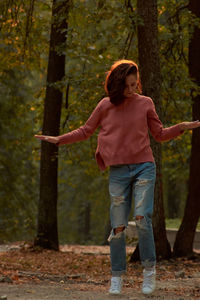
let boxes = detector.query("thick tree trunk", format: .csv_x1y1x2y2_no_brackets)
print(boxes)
131,0,171,261
173,0,200,257
34,0,70,250
78,202,91,242
166,178,181,219
84,202,91,241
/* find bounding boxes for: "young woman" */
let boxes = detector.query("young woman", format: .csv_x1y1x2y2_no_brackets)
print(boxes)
35,59,200,295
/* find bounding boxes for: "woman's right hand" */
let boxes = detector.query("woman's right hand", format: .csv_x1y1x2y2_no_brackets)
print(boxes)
179,120,200,131
34,135,59,144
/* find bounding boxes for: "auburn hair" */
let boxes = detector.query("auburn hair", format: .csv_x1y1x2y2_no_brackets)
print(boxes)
104,60,142,105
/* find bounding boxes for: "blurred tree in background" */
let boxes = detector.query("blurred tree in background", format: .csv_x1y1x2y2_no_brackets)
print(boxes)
35,0,71,250
0,0,51,241
173,0,200,256
131,0,172,260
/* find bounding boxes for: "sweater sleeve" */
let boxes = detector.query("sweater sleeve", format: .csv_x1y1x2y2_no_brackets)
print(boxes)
56,102,102,146
147,98,184,142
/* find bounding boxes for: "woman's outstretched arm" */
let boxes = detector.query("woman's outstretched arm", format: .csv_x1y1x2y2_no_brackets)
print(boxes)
34,100,102,146
147,98,200,142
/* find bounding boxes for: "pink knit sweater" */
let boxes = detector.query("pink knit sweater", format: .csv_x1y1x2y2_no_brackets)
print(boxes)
57,94,183,171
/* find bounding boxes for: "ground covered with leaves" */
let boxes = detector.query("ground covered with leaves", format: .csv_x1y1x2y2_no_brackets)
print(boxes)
0,243,199,299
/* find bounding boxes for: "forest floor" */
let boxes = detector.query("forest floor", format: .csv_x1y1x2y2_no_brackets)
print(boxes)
0,243,200,300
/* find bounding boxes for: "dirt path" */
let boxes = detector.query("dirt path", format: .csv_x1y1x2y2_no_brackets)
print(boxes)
0,278,200,300
0,244,199,299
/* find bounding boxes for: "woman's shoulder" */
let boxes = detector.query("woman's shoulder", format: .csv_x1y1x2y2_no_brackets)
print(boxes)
99,96,110,104
97,96,112,108
135,93,152,102
134,94,154,109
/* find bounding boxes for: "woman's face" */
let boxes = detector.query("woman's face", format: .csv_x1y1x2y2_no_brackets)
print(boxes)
123,74,138,98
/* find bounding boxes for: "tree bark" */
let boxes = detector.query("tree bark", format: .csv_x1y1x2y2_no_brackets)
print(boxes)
34,0,70,250
131,0,171,261
84,202,91,241
78,202,91,243
173,0,200,257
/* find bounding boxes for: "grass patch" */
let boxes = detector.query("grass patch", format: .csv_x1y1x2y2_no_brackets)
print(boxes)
166,218,200,230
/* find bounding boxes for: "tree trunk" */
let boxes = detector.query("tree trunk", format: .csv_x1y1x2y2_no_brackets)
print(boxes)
34,0,70,250
131,0,171,261
166,177,181,219
84,202,91,241
173,0,200,257
78,202,91,243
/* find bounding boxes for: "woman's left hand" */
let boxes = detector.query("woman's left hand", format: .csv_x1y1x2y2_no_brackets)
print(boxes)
179,120,200,131
34,135,59,144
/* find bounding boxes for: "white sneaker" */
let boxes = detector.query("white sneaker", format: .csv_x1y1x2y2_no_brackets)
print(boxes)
109,276,123,295
142,266,156,295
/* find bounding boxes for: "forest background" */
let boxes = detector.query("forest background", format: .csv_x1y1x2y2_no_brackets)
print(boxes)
0,0,200,249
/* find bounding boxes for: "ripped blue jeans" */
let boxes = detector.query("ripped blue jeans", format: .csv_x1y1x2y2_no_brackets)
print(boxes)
108,162,156,276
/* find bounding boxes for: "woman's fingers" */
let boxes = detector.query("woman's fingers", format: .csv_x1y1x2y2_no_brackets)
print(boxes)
34,135,58,143
34,135,49,141
188,121,200,129
181,120,200,130
193,121,200,128
34,135,46,140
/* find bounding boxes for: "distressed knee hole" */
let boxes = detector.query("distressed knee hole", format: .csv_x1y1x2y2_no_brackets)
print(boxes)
135,215,149,230
136,215,144,220
107,226,126,242
114,226,125,235
111,195,125,206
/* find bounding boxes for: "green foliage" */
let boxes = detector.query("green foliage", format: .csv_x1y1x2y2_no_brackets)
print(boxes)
166,218,200,230
0,60,38,241
158,0,200,218
0,0,51,241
